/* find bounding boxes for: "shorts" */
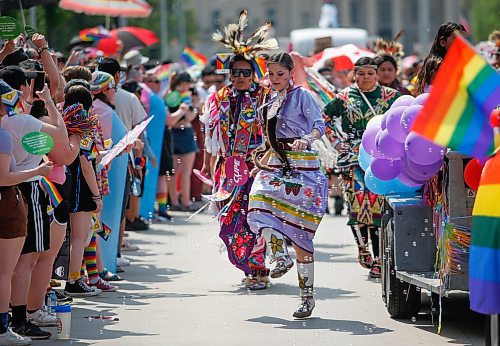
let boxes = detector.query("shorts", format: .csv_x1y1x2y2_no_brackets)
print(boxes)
69,159,97,213
0,186,28,239
18,181,51,254
52,171,72,225
160,127,174,175
172,126,198,155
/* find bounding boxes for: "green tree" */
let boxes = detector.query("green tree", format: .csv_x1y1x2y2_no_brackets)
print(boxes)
469,0,500,41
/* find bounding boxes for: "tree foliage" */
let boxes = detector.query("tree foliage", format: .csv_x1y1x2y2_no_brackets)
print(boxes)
469,0,500,41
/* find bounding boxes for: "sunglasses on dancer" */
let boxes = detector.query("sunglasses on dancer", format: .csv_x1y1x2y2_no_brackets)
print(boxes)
231,69,252,78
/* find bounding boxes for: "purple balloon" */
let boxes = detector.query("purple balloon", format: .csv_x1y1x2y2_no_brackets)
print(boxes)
371,158,401,181
404,132,445,165
405,156,443,179
361,116,383,157
398,170,424,187
391,95,415,109
411,93,429,106
376,129,405,159
401,156,430,182
385,106,407,143
400,105,424,134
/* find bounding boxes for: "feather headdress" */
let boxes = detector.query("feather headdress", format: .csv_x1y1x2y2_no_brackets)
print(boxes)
374,29,405,59
212,10,279,60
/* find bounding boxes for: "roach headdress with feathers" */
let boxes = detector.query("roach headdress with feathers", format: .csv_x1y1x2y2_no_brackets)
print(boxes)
212,10,279,60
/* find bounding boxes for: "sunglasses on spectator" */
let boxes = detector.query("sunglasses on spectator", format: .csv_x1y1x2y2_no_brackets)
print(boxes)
214,78,226,84
231,69,252,78
106,81,117,91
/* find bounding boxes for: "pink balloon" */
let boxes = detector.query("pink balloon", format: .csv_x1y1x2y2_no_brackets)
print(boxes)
371,158,401,181
404,132,445,166
385,106,407,143
376,129,405,159
400,105,424,134
411,93,429,106
405,155,443,179
391,95,415,109
361,116,383,157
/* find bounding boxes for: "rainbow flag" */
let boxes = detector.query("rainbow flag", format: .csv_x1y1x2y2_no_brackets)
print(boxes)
79,26,111,42
252,56,267,78
181,47,208,67
97,222,112,241
40,177,63,208
469,150,500,314
411,35,500,160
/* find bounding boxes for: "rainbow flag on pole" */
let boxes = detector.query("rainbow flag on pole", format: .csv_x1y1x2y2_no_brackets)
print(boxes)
411,35,500,161
181,47,208,67
469,150,500,314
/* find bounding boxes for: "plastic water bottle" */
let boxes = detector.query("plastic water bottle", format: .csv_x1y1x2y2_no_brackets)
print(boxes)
55,304,72,340
47,291,57,314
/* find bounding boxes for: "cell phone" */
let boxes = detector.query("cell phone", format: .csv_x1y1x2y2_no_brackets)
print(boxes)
32,71,46,99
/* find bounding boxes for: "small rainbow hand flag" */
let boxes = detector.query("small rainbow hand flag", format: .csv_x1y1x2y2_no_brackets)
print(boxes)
411,35,500,160
181,47,208,67
252,56,268,79
40,177,63,208
97,222,112,241
79,26,111,42
469,150,500,314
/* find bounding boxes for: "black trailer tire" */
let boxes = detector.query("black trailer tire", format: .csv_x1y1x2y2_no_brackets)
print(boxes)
382,218,421,319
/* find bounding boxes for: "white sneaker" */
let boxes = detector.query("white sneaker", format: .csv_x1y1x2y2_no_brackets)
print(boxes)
116,257,130,267
121,240,139,252
26,306,58,327
0,327,32,345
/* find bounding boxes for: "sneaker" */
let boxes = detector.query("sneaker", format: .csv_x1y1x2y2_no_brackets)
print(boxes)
293,296,315,319
121,239,139,252
26,307,57,327
0,327,32,345
127,217,149,231
53,290,73,305
64,278,101,297
156,211,172,221
10,320,51,341
89,278,118,292
116,256,130,267
270,256,294,279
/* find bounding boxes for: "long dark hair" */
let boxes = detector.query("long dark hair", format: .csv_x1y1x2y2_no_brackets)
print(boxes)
253,52,294,176
64,85,93,111
415,56,442,95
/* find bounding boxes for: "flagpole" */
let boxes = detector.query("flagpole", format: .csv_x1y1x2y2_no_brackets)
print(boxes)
29,7,37,29
177,0,186,59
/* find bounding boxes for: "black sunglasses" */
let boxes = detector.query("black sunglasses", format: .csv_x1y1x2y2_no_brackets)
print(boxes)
145,79,160,84
231,69,252,78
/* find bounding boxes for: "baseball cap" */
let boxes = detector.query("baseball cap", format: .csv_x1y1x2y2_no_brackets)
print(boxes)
90,71,114,94
0,66,37,90
97,58,125,76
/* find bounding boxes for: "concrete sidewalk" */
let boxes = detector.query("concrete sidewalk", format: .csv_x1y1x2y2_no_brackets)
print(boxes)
36,211,483,345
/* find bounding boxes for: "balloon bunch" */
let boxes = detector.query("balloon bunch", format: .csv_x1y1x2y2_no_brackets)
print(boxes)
359,93,445,195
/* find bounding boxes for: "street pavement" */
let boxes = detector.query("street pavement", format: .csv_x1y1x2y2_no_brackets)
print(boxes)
37,209,484,346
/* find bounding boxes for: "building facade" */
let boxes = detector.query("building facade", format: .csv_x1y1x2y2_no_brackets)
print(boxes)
189,0,464,56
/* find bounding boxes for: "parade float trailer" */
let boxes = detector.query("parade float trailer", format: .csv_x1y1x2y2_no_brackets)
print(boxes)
380,151,472,318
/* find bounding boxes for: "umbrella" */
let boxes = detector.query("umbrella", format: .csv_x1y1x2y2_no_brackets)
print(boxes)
97,26,158,56
79,25,112,42
312,44,375,71
58,0,152,18
0,0,57,12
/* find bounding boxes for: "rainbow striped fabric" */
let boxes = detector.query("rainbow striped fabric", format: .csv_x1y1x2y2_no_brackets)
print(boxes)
252,56,267,78
470,150,500,314
412,35,500,160
79,26,111,42
181,47,207,67
40,177,63,208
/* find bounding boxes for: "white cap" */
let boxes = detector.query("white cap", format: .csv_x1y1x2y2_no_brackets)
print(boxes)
122,49,149,68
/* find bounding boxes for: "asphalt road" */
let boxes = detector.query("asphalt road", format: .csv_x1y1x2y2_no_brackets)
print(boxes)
36,210,484,346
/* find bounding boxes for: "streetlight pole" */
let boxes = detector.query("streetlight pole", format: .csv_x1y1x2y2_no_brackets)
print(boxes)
177,0,186,58
160,0,169,61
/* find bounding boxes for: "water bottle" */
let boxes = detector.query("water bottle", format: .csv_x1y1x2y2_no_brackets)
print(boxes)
47,291,57,314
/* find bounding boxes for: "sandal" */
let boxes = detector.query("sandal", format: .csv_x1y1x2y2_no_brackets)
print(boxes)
369,264,381,279
99,269,123,282
358,248,373,269
293,296,315,318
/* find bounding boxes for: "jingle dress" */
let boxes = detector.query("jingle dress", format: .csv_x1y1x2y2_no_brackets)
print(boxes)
324,85,400,227
247,86,328,253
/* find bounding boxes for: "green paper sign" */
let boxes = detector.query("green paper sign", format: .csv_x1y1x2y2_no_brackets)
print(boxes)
0,16,21,40
21,132,54,155
25,25,37,39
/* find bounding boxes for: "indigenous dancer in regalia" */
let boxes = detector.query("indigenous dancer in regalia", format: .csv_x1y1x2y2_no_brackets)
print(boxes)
200,10,276,289
247,52,328,318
